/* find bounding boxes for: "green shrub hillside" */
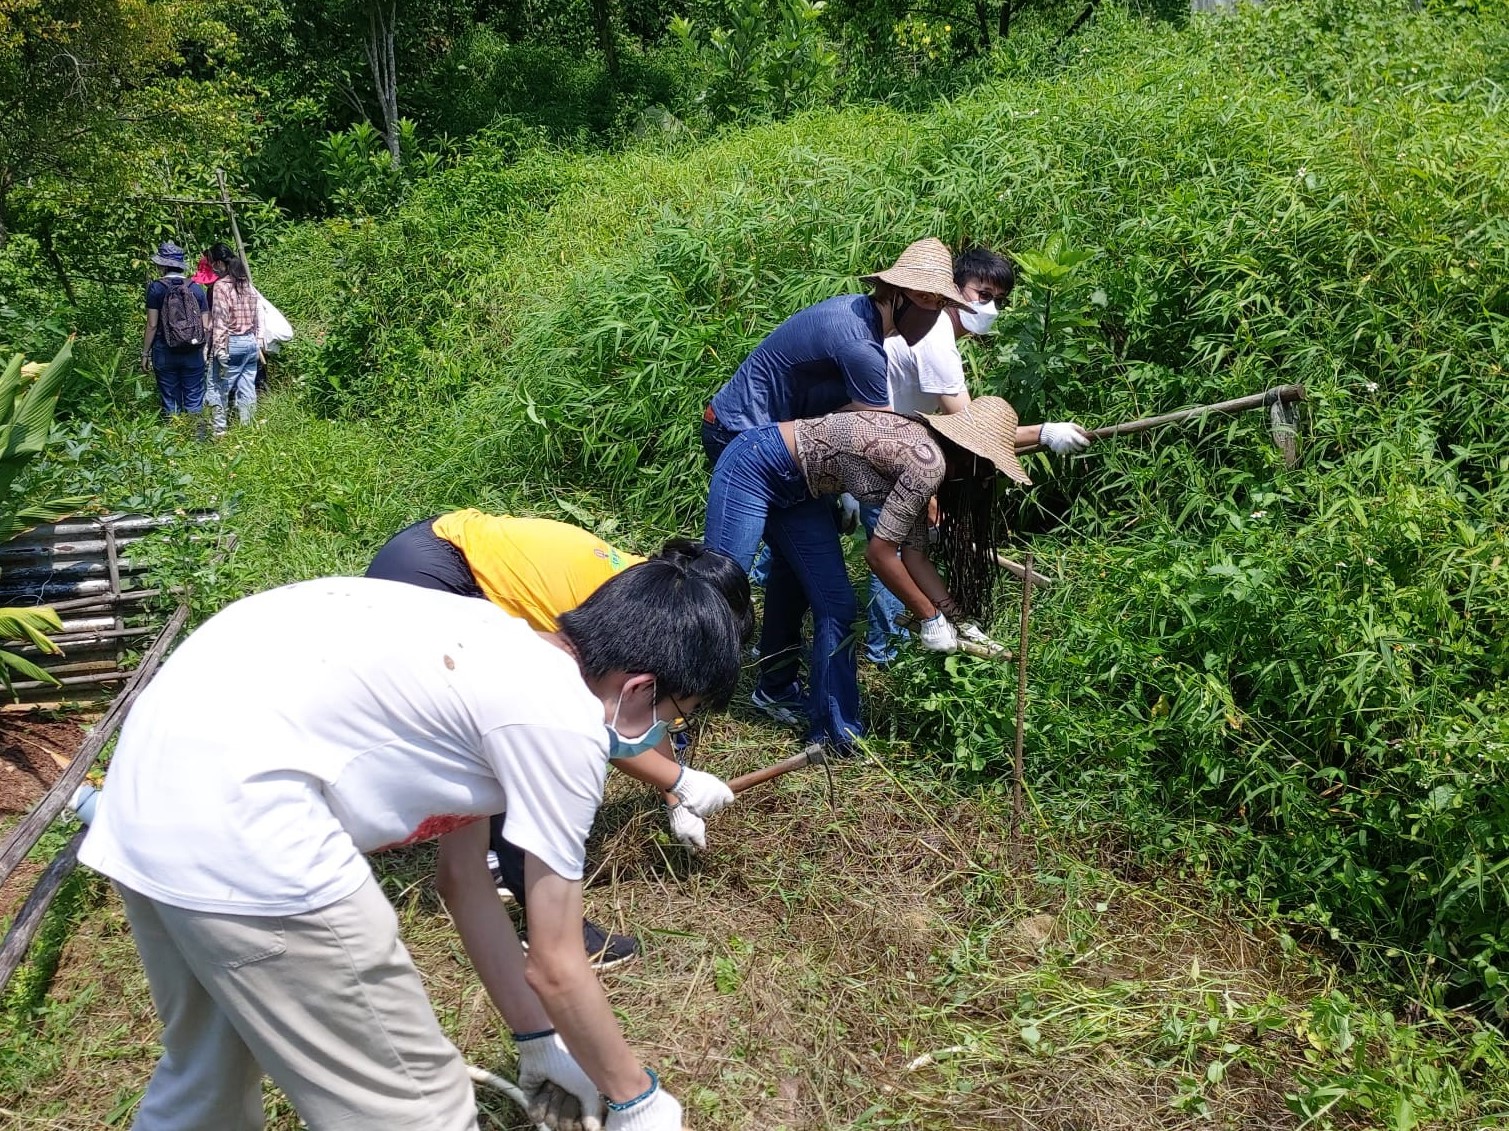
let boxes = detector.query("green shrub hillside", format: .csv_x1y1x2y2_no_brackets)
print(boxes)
68,0,1509,1011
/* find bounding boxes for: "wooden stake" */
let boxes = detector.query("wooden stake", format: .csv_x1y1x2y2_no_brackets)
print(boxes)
1012,552,1033,828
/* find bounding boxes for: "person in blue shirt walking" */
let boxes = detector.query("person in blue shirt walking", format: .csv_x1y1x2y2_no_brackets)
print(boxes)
139,242,210,418
700,237,970,734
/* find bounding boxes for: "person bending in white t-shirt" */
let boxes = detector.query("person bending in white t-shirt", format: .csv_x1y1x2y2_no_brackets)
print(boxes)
861,246,1093,663
79,564,739,1131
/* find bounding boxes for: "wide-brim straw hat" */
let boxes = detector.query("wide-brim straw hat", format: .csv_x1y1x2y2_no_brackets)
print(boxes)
916,396,1033,485
860,238,970,309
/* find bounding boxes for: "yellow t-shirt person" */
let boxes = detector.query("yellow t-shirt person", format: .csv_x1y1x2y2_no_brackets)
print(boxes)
430,510,645,632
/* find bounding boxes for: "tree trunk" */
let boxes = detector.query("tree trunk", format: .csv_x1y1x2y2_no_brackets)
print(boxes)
364,0,401,166
974,0,993,53
1056,0,1103,48
590,0,619,81
999,0,1014,39
38,224,79,307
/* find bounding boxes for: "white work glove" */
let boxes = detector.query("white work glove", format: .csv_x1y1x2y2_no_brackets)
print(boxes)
836,492,861,535
516,1030,604,1131
1038,421,1092,454
919,613,958,653
667,803,708,851
671,765,734,818
606,1074,683,1131
958,621,1009,657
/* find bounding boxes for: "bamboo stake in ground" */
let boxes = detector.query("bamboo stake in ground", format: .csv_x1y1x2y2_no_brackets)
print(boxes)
1012,552,1034,828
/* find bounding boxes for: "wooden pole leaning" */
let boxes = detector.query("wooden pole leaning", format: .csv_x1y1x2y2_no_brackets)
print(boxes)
215,168,254,288
0,604,189,888
0,605,190,992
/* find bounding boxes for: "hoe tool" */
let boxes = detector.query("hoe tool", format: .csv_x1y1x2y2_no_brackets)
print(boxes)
1016,383,1306,463
728,742,837,808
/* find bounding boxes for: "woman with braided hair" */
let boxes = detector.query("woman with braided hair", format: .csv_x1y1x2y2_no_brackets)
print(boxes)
704,396,1031,754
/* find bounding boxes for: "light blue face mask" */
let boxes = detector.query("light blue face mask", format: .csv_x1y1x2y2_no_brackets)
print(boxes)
606,679,669,759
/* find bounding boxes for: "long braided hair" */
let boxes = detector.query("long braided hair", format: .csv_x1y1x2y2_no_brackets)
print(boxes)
933,438,1007,623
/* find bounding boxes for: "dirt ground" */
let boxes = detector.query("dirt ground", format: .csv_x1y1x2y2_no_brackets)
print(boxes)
0,706,1409,1130
0,712,86,924
0,713,83,817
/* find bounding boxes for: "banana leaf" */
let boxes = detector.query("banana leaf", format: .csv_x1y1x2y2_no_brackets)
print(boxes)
0,604,65,692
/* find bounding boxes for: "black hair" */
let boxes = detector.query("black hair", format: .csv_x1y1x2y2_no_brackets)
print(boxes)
218,254,251,289
654,539,755,646
557,557,742,709
933,437,1006,622
207,242,236,265
953,247,1015,298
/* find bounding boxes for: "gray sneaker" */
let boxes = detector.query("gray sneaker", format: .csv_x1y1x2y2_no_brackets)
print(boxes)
750,687,804,727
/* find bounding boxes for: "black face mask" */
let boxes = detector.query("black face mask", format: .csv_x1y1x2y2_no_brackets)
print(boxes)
893,294,942,346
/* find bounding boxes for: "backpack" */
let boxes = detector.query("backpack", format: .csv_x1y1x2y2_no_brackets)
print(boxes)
159,279,204,349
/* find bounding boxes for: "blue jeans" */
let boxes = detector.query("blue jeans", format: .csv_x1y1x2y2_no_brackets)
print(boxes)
207,333,258,430
705,424,863,749
151,342,206,416
859,501,909,664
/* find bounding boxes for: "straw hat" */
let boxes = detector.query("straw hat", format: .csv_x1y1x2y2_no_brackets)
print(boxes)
916,396,1032,485
861,238,970,308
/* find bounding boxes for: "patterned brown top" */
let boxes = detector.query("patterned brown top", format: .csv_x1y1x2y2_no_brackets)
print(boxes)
792,411,945,550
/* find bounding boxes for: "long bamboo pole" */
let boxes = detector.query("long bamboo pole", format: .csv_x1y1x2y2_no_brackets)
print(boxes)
215,168,254,288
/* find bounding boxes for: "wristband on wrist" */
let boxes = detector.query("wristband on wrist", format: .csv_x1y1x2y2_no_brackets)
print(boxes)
511,1027,556,1043
605,1067,659,1113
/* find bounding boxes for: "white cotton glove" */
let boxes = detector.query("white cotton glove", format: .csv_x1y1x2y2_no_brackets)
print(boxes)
1038,421,1092,454
919,613,958,653
606,1076,684,1131
836,492,862,535
671,766,734,818
667,803,708,851
516,1031,604,1131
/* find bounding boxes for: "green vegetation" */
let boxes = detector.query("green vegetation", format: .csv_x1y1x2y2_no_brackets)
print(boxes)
2,0,1509,1124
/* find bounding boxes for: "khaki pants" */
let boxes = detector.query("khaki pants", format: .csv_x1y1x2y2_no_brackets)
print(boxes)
117,877,477,1131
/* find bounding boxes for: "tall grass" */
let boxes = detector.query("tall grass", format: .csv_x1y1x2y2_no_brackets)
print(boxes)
52,0,1509,1009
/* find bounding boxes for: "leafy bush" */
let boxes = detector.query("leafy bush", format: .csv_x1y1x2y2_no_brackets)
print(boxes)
0,340,89,691
671,0,839,121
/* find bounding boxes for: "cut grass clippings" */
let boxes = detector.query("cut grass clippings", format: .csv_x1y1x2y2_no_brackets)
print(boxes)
4,711,1505,1129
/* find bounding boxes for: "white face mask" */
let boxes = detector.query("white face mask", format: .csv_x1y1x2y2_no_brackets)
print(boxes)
958,300,999,336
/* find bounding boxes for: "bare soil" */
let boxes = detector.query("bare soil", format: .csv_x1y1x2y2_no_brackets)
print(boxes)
0,714,83,816
0,713,87,924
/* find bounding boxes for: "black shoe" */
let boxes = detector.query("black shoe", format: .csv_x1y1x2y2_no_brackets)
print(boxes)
521,919,639,972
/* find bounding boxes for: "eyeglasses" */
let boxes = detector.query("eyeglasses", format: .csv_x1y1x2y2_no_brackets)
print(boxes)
666,692,698,736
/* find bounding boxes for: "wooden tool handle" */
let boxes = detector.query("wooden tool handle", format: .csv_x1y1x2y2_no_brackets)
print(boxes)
728,751,813,794
1016,384,1307,455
